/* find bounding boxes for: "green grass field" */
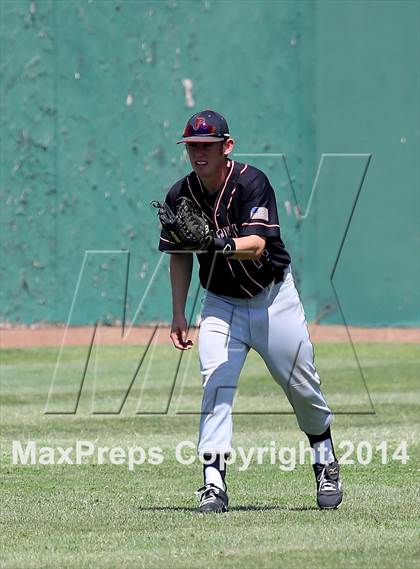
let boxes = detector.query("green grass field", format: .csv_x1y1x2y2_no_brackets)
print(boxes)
1,342,419,568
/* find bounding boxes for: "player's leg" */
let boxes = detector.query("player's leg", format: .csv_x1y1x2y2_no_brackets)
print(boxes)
306,426,342,509
250,269,342,508
196,294,250,512
251,271,331,434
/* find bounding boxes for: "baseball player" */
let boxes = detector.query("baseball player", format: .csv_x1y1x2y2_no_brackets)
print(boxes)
156,110,343,513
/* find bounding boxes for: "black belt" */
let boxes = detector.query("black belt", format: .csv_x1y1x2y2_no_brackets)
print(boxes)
274,266,287,284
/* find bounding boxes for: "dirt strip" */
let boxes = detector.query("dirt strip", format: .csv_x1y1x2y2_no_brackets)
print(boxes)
0,325,418,349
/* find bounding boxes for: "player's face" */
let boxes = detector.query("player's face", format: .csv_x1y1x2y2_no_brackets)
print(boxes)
185,141,229,178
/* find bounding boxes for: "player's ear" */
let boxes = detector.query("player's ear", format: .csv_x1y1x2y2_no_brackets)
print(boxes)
223,137,234,157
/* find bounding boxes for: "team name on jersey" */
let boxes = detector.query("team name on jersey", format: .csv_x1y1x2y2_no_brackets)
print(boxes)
215,223,238,239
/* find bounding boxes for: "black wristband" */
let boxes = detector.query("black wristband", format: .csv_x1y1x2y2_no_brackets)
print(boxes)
210,237,236,257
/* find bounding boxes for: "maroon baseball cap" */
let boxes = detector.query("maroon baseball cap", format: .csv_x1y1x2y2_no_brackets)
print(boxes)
177,110,230,143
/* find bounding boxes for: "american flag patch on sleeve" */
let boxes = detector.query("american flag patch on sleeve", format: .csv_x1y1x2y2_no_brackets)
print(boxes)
250,207,269,221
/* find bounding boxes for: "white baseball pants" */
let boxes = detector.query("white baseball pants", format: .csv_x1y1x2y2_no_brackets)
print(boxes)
197,266,333,455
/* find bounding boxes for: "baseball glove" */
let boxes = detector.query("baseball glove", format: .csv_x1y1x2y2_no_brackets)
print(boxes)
151,196,212,250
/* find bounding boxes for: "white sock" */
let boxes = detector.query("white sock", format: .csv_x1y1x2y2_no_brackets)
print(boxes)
204,466,225,491
312,439,335,464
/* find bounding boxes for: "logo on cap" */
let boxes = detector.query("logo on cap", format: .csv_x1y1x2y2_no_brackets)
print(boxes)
193,116,206,131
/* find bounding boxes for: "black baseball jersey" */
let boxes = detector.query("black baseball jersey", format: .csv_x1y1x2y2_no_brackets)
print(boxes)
158,160,291,298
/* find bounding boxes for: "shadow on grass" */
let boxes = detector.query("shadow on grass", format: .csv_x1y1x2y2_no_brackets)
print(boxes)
137,504,319,512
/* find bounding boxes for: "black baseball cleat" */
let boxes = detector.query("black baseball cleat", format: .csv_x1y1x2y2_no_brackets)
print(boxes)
313,461,343,509
196,483,228,513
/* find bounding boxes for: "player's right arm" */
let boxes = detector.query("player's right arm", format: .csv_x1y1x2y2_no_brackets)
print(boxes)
169,253,194,350
155,182,194,350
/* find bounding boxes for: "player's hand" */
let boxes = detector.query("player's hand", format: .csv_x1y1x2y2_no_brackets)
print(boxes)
151,197,212,251
170,315,194,350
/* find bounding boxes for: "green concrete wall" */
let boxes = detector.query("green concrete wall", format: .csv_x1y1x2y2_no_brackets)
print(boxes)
0,0,418,326
312,0,419,326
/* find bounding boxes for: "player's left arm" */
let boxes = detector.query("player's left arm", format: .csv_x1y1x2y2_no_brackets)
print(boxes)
231,235,266,259
213,174,279,260
235,175,281,258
